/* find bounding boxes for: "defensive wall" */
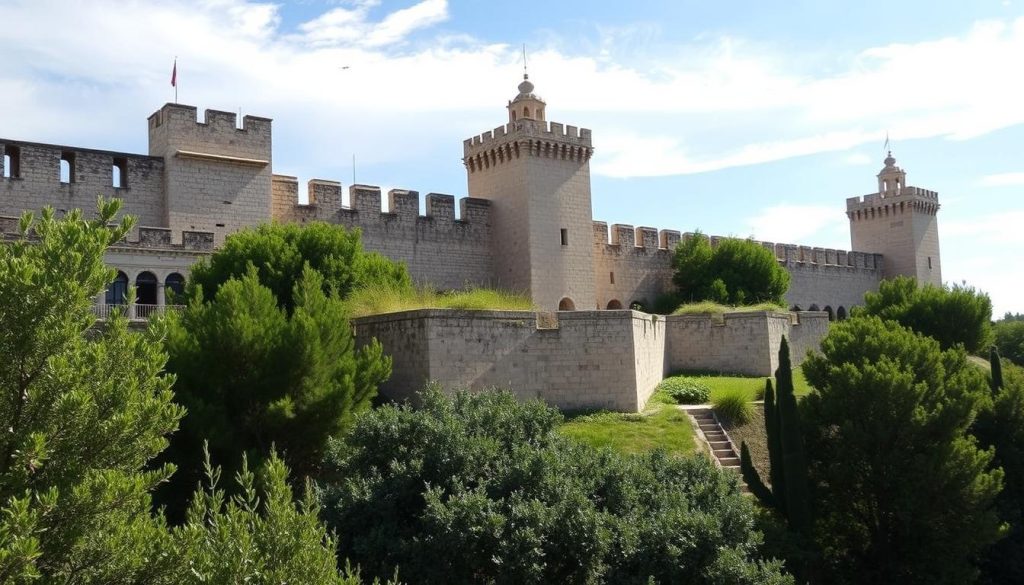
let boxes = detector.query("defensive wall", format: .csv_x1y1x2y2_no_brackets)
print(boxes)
271,177,495,291
592,222,884,315
353,308,829,412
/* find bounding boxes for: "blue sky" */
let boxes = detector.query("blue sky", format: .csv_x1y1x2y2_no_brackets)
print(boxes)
1,0,1022,315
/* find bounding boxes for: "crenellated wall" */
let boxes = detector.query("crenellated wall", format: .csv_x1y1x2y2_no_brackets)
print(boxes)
271,177,494,290
0,139,165,232
592,221,884,314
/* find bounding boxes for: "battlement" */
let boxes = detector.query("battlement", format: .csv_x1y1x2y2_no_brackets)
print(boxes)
592,221,680,252
464,119,593,150
147,104,272,138
846,184,939,213
271,176,492,227
0,216,213,252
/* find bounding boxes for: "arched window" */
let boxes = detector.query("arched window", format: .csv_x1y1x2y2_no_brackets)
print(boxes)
630,300,648,312
836,306,847,320
165,273,185,303
809,303,820,312
606,300,623,310
136,271,158,305
825,305,835,321
523,107,530,118
558,297,575,311
511,111,517,121
790,305,802,312
105,271,129,305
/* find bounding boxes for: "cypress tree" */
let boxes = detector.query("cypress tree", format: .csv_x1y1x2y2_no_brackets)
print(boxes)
765,379,785,511
740,441,773,503
991,345,1004,394
776,336,811,533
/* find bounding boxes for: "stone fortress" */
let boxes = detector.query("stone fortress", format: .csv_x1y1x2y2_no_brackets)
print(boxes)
0,74,943,411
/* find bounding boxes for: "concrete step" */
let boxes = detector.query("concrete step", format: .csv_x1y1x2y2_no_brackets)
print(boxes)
708,440,732,449
713,448,736,457
703,432,726,439
719,457,740,466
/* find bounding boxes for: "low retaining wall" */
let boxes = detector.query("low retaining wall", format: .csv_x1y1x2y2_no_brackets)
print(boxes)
353,309,829,412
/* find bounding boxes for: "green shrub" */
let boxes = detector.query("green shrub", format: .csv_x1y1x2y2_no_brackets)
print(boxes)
713,388,753,424
658,376,712,404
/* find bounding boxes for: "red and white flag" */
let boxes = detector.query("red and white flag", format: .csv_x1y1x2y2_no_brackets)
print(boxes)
171,59,177,87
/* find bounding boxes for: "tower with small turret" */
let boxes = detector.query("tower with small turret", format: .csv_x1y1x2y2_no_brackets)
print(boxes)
463,75,596,310
846,152,941,286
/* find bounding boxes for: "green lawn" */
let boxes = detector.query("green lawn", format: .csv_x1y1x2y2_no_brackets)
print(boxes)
667,367,813,403
559,393,695,456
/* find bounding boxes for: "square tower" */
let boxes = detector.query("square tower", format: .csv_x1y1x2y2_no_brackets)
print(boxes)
463,76,596,310
147,104,273,244
846,152,941,286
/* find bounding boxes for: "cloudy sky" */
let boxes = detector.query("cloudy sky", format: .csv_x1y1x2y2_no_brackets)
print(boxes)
1,0,1022,315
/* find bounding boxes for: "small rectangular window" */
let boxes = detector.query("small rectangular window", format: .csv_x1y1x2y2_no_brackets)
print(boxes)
560,228,568,246
60,151,75,184
112,157,128,189
3,146,21,178
610,271,615,284
928,257,932,269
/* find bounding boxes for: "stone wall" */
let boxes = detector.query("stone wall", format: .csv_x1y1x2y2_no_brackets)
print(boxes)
0,140,165,230
271,179,494,291
354,308,828,412
354,309,666,412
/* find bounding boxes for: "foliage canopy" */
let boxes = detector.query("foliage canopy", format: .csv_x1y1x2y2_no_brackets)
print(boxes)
319,387,792,585
800,316,1003,584
672,234,789,306
860,275,993,352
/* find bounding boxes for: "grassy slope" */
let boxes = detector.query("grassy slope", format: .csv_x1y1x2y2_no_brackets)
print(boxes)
559,392,695,456
345,285,534,318
669,367,813,402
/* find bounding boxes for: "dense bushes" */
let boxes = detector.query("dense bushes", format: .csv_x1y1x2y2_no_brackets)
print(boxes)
800,316,1003,584
658,376,712,403
319,387,792,585
993,316,1024,366
860,276,993,352
672,233,790,306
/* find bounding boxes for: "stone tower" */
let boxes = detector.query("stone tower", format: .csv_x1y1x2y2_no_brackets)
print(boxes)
147,104,273,244
463,75,596,310
846,152,942,286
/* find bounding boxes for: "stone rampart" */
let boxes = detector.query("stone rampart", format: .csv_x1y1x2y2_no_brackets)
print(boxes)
354,308,828,412
272,178,493,291
353,309,666,412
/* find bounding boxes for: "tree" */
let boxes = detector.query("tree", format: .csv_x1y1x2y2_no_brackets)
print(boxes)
800,316,1003,584
160,265,390,517
860,276,993,353
0,201,381,582
186,222,411,312
974,355,1024,584
319,387,792,585
170,446,378,585
741,338,811,534
672,233,789,306
0,201,183,582
993,319,1024,367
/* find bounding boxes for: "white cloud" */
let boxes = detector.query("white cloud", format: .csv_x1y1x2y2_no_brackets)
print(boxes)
297,0,448,48
743,205,849,248
980,172,1024,187
842,152,872,166
942,211,1024,245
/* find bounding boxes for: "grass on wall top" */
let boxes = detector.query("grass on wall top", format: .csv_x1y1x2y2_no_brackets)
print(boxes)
672,301,788,316
559,391,696,456
345,285,534,318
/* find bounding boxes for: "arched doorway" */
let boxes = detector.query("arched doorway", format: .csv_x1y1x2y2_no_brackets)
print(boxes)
606,299,623,310
790,305,802,312
837,306,847,320
825,305,835,321
105,271,129,305
136,272,158,306
809,303,820,312
558,297,575,311
165,273,185,303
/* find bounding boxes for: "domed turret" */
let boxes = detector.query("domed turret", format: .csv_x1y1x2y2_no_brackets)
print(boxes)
507,74,546,123
877,151,906,196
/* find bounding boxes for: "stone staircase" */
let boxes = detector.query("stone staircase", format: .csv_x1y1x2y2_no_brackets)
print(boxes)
685,407,748,492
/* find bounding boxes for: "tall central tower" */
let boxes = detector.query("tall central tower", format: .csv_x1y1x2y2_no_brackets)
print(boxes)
846,152,942,286
463,75,596,310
